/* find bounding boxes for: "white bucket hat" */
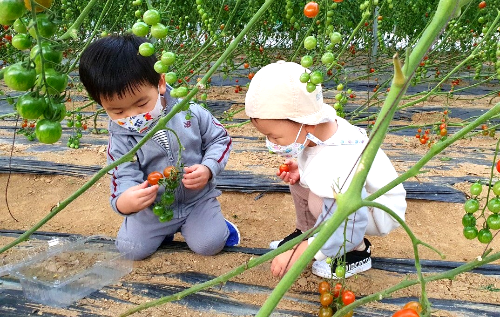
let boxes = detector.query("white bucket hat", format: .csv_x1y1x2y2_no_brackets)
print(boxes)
245,61,336,125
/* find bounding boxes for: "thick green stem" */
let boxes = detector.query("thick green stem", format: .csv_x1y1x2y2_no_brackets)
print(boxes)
58,0,100,40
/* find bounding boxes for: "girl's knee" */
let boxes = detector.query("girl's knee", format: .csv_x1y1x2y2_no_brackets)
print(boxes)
115,239,156,260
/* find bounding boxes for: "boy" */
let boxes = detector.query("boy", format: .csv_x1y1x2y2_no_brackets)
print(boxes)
245,61,407,278
79,34,239,260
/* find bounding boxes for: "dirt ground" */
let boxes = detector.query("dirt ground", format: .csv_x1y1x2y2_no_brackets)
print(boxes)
1,87,500,316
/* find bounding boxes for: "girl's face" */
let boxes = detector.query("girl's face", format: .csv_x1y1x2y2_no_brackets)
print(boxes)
250,118,310,146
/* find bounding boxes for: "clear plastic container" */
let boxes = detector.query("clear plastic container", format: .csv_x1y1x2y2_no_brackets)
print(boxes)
9,236,133,307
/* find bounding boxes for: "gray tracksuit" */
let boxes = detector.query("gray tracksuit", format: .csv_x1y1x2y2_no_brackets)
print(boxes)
106,91,232,260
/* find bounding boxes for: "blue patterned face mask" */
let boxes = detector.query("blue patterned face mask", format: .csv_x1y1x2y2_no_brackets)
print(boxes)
112,90,163,133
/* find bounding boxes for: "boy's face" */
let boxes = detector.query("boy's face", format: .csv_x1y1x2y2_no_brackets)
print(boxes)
251,118,309,146
100,76,166,120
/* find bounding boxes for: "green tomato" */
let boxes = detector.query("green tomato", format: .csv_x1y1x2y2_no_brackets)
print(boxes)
13,18,27,33
132,21,149,37
300,55,313,68
487,197,500,213
43,100,66,122
75,120,82,128
321,52,335,65
138,42,155,56
16,93,47,120
151,23,168,39
66,120,74,127
143,9,161,25
463,226,478,240
309,71,323,85
0,0,26,26
161,51,176,66
487,214,500,230
330,32,342,44
306,82,316,93
200,93,207,101
30,42,63,73
470,182,482,196
164,71,177,85
464,199,479,214
28,14,57,38
299,72,310,83
303,35,317,50
154,61,168,74
492,181,500,196
37,68,68,95
337,83,344,91
462,214,476,227
11,33,31,50
4,62,36,91
35,119,62,144
477,228,493,244
152,205,165,216
177,86,189,97
159,208,173,222
162,191,175,206
134,10,142,18
335,265,346,278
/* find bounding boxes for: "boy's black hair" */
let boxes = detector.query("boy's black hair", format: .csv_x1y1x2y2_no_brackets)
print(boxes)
79,34,160,105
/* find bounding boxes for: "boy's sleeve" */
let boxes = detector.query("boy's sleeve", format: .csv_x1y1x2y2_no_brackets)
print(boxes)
193,104,232,177
364,149,407,236
107,133,145,215
307,198,368,261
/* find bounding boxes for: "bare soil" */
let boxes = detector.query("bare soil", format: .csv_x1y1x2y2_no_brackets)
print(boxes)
0,89,500,316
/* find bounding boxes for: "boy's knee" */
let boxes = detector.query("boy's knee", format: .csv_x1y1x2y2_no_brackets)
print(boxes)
115,239,156,260
187,238,225,256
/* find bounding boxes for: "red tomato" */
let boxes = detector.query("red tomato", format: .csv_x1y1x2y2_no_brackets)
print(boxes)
318,281,330,295
303,2,319,18
332,283,343,297
278,164,289,174
392,308,420,317
341,290,355,305
479,1,486,9
248,72,254,80
496,160,500,173
163,166,178,179
320,292,334,307
244,62,249,69
403,301,423,314
147,171,163,185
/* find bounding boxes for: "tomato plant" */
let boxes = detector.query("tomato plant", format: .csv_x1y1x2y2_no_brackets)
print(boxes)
147,171,163,185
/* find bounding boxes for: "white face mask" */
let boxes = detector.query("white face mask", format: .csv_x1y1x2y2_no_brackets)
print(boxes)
266,124,326,159
112,91,163,133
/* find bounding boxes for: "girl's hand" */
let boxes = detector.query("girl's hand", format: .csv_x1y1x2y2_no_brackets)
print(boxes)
116,181,159,214
182,164,212,190
277,159,300,185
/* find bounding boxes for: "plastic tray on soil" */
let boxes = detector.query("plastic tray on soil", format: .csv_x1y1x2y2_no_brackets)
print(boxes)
8,236,133,307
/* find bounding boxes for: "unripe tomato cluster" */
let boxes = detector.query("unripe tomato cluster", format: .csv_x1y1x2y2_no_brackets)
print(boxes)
317,281,355,317
148,166,180,223
462,180,500,244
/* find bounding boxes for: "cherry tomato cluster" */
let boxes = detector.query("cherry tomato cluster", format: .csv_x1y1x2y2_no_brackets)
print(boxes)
415,110,451,147
392,301,422,317
462,180,500,244
148,166,180,223
317,281,355,317
17,118,36,141
65,112,87,149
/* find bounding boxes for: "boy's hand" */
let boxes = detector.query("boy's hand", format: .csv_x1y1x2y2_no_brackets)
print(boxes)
182,164,212,190
116,181,159,214
270,241,308,277
277,159,300,185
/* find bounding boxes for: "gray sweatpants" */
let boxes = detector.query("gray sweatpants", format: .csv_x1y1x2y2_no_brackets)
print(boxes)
115,196,229,260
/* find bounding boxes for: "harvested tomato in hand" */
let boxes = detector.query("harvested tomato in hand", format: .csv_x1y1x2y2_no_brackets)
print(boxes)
163,165,178,179
148,171,163,185
278,163,289,174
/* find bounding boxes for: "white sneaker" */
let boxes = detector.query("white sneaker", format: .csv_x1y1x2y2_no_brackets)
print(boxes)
311,238,372,279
